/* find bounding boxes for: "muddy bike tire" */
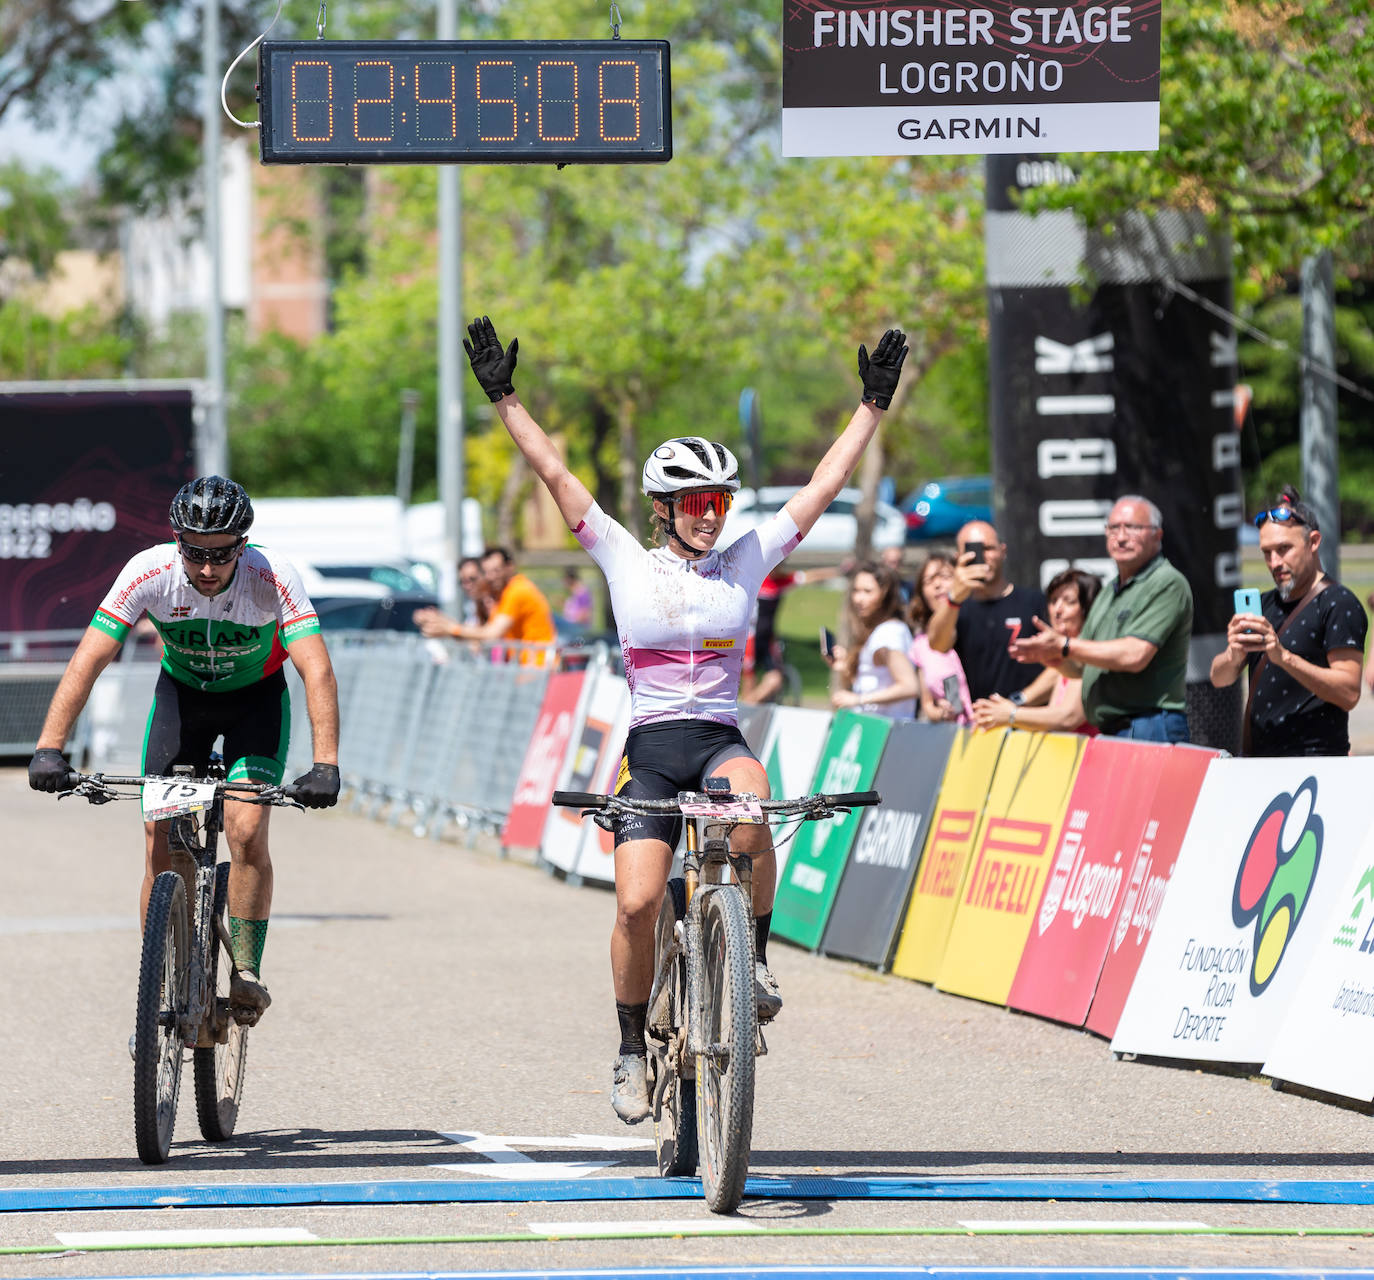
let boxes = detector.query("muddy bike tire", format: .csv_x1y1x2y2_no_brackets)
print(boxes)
194,861,248,1142
651,877,697,1177
134,871,189,1165
695,884,757,1214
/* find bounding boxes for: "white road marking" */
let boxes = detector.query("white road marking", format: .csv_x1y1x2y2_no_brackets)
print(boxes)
56,1228,318,1247
433,1130,651,1180
957,1219,1212,1232
528,1218,757,1236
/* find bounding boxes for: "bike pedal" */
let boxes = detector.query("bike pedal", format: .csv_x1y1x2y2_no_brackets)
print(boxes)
230,1005,261,1028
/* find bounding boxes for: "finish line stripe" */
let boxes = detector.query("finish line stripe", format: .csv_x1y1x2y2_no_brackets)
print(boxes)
4,1176,1374,1214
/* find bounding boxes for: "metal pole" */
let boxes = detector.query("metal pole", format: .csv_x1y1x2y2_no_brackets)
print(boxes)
437,0,465,607
201,0,227,476
1300,250,1340,582
397,388,419,508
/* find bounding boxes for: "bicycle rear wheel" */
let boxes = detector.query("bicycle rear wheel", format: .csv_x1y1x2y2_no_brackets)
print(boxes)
651,877,697,1177
134,871,189,1165
695,884,757,1213
194,861,248,1142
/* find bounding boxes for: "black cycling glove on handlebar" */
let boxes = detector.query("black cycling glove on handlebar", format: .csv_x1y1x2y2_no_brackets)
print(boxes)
857,327,909,410
286,762,340,809
29,748,76,793
463,315,518,402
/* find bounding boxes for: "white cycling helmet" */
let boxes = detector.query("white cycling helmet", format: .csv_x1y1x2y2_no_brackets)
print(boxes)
641,437,741,496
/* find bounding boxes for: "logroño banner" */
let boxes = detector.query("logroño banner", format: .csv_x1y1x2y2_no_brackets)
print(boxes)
502,671,588,851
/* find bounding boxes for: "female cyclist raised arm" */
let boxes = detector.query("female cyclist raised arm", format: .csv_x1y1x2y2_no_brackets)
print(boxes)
464,314,907,1125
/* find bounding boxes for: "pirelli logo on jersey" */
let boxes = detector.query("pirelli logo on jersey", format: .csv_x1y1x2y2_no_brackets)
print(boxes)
702,638,736,650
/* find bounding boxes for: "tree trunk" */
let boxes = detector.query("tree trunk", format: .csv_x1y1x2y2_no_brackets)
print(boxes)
495,450,528,548
617,396,642,541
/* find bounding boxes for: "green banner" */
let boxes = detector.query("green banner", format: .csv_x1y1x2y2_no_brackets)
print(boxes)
771,710,892,950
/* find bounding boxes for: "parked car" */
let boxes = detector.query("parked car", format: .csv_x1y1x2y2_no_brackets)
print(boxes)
299,565,440,633
900,475,993,544
720,486,906,553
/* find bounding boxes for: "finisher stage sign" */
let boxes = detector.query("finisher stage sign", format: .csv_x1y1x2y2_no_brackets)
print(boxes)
782,2,1160,157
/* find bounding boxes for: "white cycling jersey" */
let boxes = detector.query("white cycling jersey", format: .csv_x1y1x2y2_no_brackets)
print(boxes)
92,543,320,692
573,502,801,728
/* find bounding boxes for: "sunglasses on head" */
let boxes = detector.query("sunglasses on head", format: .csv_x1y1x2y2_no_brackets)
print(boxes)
1252,506,1309,529
178,536,244,565
674,489,734,518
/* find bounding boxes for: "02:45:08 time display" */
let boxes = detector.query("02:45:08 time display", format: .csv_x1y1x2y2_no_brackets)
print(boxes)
257,39,672,165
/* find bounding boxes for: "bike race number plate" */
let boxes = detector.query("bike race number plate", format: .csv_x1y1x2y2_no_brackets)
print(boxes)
678,798,765,820
142,780,217,823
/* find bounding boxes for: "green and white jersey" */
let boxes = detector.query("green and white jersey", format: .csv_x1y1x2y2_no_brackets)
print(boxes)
92,543,321,692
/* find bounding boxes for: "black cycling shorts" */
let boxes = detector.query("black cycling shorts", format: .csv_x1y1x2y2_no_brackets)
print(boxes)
142,667,291,787
612,719,760,848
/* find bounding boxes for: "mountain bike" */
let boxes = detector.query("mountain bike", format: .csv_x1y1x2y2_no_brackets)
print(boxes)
61,764,300,1164
553,781,879,1213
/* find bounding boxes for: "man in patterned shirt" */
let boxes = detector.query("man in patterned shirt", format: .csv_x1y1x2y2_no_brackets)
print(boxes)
1211,485,1365,756
28,476,341,1022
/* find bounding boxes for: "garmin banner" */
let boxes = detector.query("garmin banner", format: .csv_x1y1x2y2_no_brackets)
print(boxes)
0,386,198,632
782,3,1160,157
986,155,1243,750
821,721,956,969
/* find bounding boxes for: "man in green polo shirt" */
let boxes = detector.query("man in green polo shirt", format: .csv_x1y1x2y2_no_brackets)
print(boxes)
1010,495,1193,743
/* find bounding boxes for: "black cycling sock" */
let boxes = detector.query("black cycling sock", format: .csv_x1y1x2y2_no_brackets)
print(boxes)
616,1000,648,1057
754,911,772,966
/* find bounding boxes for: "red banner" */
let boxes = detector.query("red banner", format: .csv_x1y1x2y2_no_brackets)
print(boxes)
1084,745,1218,1038
501,671,586,850
1006,738,1168,1025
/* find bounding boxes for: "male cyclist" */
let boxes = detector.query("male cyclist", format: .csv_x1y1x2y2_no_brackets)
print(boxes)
28,475,341,1024
462,315,907,1124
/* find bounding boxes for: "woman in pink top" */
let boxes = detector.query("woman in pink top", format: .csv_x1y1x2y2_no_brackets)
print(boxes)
908,552,973,725
972,567,1102,735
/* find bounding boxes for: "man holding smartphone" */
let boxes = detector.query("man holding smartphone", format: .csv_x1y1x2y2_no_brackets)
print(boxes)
1210,486,1365,756
926,520,1046,702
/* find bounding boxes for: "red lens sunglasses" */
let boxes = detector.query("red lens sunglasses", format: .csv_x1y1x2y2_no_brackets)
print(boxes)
676,490,733,518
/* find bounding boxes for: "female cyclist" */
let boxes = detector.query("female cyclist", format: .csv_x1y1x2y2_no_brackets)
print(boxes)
463,315,907,1124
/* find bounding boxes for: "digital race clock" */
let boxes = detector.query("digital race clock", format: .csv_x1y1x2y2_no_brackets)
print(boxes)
257,39,671,165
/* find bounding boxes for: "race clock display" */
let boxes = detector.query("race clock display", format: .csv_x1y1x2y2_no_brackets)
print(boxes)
258,39,671,164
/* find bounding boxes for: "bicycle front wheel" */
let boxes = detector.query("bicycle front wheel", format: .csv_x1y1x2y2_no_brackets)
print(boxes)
694,884,757,1214
134,871,189,1165
651,877,697,1177
194,861,247,1142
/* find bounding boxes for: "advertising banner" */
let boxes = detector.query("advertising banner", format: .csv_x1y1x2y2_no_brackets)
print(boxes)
1007,738,1167,1025
501,671,588,850
569,685,634,887
771,711,892,951
782,3,1161,158
1085,745,1216,1038
890,726,1007,983
0,387,198,631
1264,808,1374,1102
758,706,834,882
537,670,629,875
737,703,775,756
820,721,956,969
936,731,1085,1004
1111,759,1371,1066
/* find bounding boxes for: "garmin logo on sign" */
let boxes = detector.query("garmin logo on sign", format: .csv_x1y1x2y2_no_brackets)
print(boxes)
897,115,1042,141
853,808,922,870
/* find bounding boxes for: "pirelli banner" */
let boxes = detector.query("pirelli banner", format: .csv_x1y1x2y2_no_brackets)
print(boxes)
986,155,1243,751
782,3,1160,157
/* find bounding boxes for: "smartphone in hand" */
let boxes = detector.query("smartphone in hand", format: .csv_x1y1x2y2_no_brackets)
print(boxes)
1233,587,1262,615
964,541,987,565
819,626,836,659
941,674,963,716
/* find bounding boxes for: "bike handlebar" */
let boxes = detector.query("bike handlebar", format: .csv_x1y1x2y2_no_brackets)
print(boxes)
552,789,881,815
59,772,297,807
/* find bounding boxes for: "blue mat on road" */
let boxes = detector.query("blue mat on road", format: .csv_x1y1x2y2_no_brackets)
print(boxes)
5,1174,1374,1213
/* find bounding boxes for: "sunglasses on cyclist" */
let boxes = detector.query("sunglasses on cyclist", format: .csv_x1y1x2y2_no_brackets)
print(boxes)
178,536,245,565
1252,506,1309,529
674,490,734,518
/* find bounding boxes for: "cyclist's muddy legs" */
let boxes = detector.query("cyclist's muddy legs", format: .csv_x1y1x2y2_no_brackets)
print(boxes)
223,799,273,921
611,838,674,1003
712,755,776,914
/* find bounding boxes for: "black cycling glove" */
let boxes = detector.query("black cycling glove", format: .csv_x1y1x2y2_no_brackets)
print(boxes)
857,327,909,410
287,762,340,809
29,748,76,793
463,315,518,402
